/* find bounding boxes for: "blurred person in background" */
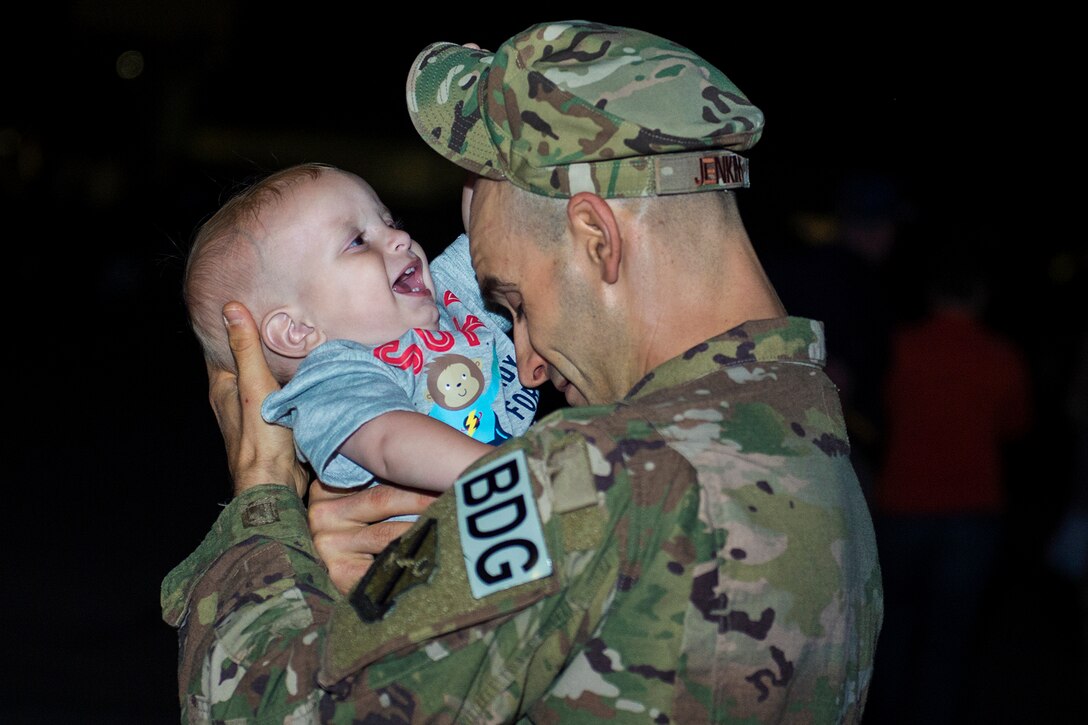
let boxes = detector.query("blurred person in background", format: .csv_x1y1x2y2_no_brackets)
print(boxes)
866,236,1032,724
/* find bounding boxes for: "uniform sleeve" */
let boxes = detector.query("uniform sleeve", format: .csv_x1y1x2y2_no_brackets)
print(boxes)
261,340,417,488
431,233,512,334
160,485,343,721
163,417,619,723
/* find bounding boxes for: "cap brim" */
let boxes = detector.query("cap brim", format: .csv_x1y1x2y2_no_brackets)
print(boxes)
406,42,506,181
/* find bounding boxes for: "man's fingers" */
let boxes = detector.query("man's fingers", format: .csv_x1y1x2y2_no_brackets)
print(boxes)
307,482,438,594
223,302,278,406
313,521,415,595
354,520,414,551
312,520,413,559
223,301,261,353
210,301,309,496
329,562,371,596
351,483,438,522
207,361,241,434
308,483,438,532
317,544,374,595
307,486,364,534
307,479,359,507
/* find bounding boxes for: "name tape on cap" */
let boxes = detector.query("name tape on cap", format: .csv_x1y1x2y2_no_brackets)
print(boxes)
655,151,750,194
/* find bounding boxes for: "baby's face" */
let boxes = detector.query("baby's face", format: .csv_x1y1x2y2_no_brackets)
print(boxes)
263,169,439,346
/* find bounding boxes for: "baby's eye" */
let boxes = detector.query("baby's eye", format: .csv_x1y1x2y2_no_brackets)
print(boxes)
385,217,405,230
347,234,367,249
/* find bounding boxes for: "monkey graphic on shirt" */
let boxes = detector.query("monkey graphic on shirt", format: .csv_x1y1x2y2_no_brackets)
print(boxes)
424,347,509,444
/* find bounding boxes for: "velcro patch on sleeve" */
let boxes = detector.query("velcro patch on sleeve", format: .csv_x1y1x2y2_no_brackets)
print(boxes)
455,448,553,599
547,438,599,515
350,518,437,623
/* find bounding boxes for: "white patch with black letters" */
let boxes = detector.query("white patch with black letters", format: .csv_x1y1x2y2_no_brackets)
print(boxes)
455,449,553,598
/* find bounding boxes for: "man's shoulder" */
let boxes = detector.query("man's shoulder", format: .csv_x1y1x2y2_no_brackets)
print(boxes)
522,401,659,448
505,401,697,516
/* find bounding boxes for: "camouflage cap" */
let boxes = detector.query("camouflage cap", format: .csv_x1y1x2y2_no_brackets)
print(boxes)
406,20,765,199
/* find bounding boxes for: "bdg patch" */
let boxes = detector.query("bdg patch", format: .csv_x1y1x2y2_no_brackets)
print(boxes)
455,449,553,598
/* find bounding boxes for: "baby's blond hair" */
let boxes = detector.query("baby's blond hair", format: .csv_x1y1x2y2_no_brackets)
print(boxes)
183,162,335,378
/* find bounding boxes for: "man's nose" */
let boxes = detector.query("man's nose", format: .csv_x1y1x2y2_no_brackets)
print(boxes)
515,336,549,389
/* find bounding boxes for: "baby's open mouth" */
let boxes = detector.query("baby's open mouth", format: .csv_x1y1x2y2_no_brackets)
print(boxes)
392,263,427,294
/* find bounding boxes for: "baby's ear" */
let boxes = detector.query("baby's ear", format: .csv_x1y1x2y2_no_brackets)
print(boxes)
262,309,324,359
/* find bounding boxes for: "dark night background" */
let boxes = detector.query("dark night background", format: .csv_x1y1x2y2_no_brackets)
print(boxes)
3,5,1084,723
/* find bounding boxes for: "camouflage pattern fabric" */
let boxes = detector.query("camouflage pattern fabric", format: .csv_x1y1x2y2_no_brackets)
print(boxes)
406,20,765,198
162,316,883,723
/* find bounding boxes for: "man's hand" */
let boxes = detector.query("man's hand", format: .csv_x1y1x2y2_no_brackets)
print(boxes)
208,301,309,497
308,480,438,594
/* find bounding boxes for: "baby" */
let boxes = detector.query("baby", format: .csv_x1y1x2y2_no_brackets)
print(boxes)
184,162,539,499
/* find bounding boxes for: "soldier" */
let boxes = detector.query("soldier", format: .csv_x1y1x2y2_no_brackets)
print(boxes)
163,20,883,723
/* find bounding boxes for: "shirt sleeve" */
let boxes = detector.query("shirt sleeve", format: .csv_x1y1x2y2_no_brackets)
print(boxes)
162,418,617,723
431,233,512,334
261,340,417,488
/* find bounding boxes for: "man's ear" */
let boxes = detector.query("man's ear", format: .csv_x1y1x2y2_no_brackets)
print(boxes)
567,192,621,285
262,308,324,359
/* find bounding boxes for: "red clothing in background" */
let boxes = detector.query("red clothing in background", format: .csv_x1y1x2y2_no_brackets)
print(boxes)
876,308,1032,514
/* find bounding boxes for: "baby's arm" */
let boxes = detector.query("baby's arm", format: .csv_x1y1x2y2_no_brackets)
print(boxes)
337,411,493,492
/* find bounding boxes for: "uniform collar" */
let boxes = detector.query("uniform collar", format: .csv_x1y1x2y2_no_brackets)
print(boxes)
625,317,827,402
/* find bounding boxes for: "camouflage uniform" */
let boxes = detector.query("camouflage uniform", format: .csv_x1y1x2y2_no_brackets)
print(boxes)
163,20,882,723
163,317,881,722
